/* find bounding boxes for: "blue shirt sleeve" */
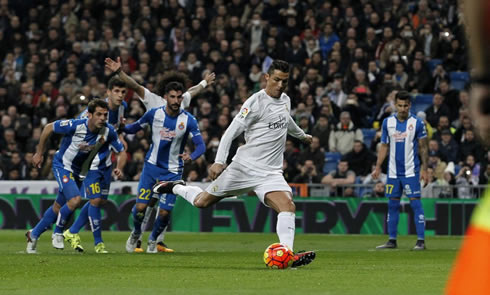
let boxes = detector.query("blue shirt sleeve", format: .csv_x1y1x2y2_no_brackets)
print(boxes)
53,119,78,134
123,109,154,134
187,115,205,160
415,118,427,140
107,126,125,153
380,118,389,144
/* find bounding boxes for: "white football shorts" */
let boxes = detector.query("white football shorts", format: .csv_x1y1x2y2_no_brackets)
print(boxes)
205,161,292,206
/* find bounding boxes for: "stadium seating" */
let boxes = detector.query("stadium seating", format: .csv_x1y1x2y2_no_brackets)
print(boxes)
449,71,470,90
427,59,442,73
411,94,433,114
361,128,377,148
323,152,342,174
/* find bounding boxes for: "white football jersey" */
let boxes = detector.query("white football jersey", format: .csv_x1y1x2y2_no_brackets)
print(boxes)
139,87,191,110
232,89,301,173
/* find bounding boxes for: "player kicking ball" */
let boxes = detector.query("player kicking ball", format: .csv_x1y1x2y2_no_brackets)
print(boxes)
153,60,316,267
372,91,428,250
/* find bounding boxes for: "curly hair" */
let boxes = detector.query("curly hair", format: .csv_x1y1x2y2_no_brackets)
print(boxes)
155,71,190,96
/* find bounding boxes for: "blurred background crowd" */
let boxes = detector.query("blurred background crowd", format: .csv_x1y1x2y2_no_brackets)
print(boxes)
0,0,488,197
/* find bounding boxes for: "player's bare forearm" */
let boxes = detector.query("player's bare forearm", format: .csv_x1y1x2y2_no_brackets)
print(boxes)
117,70,144,98
36,123,54,154
115,150,127,171
418,137,429,171
375,143,388,168
187,72,215,98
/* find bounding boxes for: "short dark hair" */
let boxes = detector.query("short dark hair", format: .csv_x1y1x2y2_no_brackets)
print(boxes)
108,76,126,89
395,90,411,102
88,99,109,113
164,81,185,94
267,59,290,74
156,71,189,96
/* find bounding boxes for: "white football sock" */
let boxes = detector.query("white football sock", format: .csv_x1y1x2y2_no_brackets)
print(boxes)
276,212,295,251
173,185,203,207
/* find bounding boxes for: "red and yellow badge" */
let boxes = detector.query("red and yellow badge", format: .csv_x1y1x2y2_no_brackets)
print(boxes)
62,175,69,183
408,124,414,131
178,122,185,130
239,107,249,119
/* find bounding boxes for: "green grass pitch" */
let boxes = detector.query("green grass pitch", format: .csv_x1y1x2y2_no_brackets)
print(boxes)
0,231,461,295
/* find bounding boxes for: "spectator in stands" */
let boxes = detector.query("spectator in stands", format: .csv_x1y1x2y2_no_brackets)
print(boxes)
458,129,484,164
428,150,447,180
456,165,476,199
329,111,363,155
432,115,454,142
425,92,451,127
343,140,376,178
439,128,459,164
321,160,356,197
311,114,331,150
298,136,324,174
438,79,460,121
292,159,322,184
368,180,386,198
407,58,431,93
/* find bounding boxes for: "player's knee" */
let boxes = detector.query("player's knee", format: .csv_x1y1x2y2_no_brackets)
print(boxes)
53,202,61,213
135,202,147,212
90,198,103,207
68,196,82,207
194,193,212,208
158,209,170,217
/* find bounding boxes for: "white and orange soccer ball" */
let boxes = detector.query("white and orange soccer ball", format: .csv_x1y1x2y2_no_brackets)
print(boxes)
263,243,294,269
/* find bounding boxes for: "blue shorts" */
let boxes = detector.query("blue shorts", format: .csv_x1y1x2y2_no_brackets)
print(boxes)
385,175,421,198
83,167,112,200
53,167,83,204
136,163,181,211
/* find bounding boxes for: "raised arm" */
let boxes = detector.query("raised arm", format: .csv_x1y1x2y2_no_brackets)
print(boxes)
32,123,54,168
186,72,216,100
105,57,145,98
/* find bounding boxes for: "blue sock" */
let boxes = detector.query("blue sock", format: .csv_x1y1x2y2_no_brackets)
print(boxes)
88,204,103,245
31,206,58,239
70,202,89,234
410,199,425,240
387,199,400,240
132,205,145,235
54,205,74,234
149,214,170,241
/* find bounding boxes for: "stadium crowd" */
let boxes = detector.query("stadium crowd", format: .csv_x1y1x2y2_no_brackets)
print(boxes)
0,0,488,198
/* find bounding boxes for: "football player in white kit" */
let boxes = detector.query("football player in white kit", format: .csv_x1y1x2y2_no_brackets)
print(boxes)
153,60,316,267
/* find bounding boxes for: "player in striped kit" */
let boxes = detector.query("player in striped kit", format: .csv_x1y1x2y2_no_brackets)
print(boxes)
122,81,205,253
62,77,128,253
105,57,214,252
26,99,125,254
372,90,429,250
152,60,316,267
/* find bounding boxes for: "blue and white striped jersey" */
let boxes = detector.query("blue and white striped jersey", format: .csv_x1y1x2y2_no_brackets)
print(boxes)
124,106,201,175
78,98,127,170
52,118,124,177
381,113,427,178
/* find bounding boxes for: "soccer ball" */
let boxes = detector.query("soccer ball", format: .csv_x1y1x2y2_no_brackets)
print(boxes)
263,243,294,269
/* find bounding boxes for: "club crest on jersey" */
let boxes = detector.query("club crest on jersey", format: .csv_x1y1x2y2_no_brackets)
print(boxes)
408,124,414,131
239,107,249,119
62,175,69,183
160,127,176,141
178,122,185,130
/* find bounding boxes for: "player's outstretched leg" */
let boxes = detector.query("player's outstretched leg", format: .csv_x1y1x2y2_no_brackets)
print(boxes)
152,180,186,195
